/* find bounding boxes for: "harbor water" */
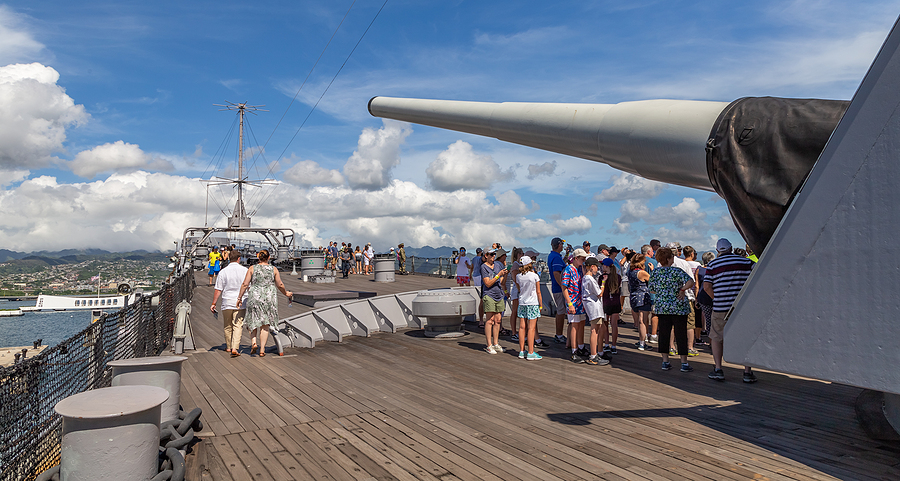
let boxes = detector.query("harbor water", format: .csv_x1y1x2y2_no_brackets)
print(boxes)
0,300,95,348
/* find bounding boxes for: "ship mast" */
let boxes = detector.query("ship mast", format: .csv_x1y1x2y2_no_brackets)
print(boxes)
208,101,270,229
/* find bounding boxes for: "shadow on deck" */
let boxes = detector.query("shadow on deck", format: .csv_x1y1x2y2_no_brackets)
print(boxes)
176,270,900,480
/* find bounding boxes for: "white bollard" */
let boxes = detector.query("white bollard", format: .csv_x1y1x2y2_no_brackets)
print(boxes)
109,356,187,423
55,385,169,481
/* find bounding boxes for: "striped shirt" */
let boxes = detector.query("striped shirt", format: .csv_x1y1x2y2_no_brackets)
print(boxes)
704,254,754,312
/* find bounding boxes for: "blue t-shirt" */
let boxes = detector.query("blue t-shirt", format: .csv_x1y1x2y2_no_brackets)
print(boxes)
548,250,564,293
481,261,504,301
645,256,659,272
472,255,484,278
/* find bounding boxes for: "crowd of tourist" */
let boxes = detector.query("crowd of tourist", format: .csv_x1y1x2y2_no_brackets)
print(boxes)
320,241,376,278
207,235,758,379
456,236,759,383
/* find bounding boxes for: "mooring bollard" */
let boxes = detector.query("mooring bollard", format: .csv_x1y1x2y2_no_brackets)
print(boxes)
109,356,187,423
55,385,169,481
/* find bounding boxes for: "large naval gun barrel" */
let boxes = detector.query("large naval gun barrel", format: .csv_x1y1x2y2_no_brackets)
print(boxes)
369,96,849,254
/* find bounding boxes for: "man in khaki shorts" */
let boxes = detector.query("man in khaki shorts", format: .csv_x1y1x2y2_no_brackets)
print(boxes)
703,238,756,383
211,249,248,357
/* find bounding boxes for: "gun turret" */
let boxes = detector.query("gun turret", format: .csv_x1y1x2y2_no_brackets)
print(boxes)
368,95,849,254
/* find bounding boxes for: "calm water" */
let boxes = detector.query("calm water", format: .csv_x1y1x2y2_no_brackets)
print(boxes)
0,300,96,348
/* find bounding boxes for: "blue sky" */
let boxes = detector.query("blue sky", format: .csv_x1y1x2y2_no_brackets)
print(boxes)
0,1,897,253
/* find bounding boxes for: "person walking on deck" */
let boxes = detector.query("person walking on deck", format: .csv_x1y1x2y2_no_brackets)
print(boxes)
211,248,248,357
703,238,757,383
237,249,293,357
208,246,222,286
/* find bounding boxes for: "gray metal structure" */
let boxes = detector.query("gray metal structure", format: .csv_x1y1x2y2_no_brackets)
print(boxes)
725,18,900,397
412,289,476,338
373,254,396,282
275,286,480,348
367,14,900,436
368,97,727,192
109,356,188,423
54,385,169,481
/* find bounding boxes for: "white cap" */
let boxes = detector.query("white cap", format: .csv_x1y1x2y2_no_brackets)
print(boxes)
520,255,532,266
572,248,589,258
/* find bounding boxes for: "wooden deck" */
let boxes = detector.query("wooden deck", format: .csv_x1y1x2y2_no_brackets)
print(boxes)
178,270,900,480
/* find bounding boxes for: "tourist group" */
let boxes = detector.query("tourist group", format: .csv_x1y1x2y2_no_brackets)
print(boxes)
453,238,759,383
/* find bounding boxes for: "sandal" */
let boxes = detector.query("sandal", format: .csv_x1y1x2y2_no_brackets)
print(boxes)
230,351,240,358
499,328,512,336
258,352,266,357
250,344,258,354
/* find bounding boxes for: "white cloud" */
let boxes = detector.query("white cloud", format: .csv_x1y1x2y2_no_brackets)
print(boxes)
618,199,650,224
713,214,739,232
0,63,88,170
283,159,344,186
527,161,557,179
69,141,174,178
0,7,46,65
0,169,28,187
517,215,591,240
342,120,411,190
0,172,207,252
595,173,666,201
426,140,515,191
643,197,707,227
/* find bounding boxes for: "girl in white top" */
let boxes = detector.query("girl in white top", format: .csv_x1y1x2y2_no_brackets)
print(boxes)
514,256,542,360
582,257,609,365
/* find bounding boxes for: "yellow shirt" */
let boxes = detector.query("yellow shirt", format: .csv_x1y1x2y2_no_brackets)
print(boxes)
208,251,221,267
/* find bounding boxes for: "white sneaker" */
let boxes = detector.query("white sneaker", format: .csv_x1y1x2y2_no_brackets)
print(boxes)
493,344,505,353
649,334,659,344
485,345,497,354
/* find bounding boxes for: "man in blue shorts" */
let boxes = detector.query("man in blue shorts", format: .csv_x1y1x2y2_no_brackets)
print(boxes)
548,237,567,344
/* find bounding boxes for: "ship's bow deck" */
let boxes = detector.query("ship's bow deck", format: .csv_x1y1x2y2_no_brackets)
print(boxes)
177,271,899,480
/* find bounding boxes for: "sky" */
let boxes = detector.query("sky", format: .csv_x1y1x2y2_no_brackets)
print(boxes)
0,0,898,254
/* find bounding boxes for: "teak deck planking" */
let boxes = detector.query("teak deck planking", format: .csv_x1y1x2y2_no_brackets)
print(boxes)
174,270,900,480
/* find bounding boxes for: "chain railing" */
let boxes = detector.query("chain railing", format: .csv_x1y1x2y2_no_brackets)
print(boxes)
0,270,195,481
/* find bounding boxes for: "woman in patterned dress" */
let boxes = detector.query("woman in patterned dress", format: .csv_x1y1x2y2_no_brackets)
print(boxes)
237,249,293,357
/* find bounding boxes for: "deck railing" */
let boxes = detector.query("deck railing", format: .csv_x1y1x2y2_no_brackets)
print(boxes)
400,256,550,280
0,270,195,481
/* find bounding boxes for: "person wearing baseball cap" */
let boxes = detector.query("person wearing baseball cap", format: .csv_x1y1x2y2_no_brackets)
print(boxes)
455,247,472,287
703,238,757,383
472,247,486,327
515,255,544,360
582,257,611,365
549,238,568,344
582,241,592,254
481,248,509,354
563,248,590,362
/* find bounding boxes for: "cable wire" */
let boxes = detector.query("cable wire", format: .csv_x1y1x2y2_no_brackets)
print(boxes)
254,0,390,214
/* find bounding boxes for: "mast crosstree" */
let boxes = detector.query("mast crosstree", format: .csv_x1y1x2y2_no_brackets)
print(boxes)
208,101,273,228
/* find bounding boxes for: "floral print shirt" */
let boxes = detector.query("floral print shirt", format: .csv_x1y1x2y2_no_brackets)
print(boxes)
648,266,692,315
